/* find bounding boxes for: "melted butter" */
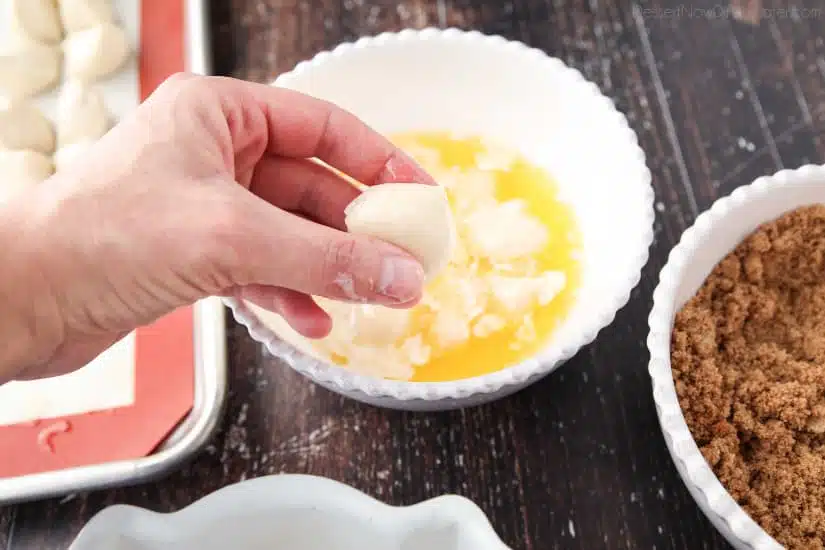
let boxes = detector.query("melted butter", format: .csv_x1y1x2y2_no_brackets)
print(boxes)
390,132,582,382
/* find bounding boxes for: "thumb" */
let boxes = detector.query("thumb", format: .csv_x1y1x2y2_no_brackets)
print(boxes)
222,193,426,306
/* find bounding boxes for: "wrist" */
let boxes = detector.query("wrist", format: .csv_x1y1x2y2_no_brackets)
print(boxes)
0,195,63,383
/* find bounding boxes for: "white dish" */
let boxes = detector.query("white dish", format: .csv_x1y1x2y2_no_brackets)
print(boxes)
68,474,511,550
647,164,825,549
227,27,654,411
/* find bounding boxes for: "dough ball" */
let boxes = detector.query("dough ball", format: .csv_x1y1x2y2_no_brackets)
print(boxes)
0,149,53,203
54,140,94,171
57,80,110,147
5,0,63,46
344,183,457,281
58,0,114,33
463,199,548,261
0,100,55,154
0,42,62,100
63,22,130,82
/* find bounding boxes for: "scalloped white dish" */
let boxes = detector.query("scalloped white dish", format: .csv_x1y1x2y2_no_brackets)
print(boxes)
68,474,511,550
227,27,654,411
648,164,825,550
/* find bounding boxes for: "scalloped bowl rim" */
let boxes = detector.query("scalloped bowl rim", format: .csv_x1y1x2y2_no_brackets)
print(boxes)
227,27,655,403
647,164,825,549
68,474,511,549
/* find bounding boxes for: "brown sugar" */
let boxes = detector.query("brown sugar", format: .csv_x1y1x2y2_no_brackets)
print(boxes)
672,204,825,549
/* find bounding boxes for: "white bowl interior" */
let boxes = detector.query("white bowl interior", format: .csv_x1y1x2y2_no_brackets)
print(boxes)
268,31,652,372
649,167,825,550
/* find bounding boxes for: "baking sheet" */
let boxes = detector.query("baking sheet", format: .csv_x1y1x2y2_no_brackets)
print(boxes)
0,0,225,501
0,334,136,427
0,300,226,504
0,0,142,424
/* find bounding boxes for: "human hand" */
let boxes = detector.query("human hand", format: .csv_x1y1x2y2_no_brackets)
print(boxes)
0,73,433,383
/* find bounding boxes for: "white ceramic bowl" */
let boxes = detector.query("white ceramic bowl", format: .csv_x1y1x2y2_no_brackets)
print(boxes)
227,28,654,411
648,164,825,549
68,474,511,550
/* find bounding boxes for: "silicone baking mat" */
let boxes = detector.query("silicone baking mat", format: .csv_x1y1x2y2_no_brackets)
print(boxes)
0,0,195,479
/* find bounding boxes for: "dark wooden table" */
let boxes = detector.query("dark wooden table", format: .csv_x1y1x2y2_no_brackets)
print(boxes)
2,0,824,548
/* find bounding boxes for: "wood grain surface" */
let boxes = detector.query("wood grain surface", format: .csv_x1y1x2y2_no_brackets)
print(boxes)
2,0,825,548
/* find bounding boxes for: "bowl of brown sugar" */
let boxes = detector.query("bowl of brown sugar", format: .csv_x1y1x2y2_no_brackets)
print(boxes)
648,164,825,550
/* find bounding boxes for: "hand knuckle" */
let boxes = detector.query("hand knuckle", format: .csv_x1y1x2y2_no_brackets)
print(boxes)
194,198,248,281
156,73,219,106
166,71,197,85
206,199,245,249
158,72,197,94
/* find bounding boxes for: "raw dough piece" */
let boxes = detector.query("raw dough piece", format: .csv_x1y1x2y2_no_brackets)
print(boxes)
58,0,114,33
54,140,94,171
449,168,497,214
344,183,456,280
431,308,471,348
487,271,567,316
0,43,61,100
399,334,430,366
317,298,412,347
0,101,55,153
0,150,53,203
63,22,130,82
472,314,506,338
5,0,63,46
463,199,549,261
57,80,110,147
423,269,487,322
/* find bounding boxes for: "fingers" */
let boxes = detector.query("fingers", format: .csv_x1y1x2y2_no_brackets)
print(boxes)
249,156,359,230
246,83,435,185
223,190,425,307
162,74,435,187
238,285,332,339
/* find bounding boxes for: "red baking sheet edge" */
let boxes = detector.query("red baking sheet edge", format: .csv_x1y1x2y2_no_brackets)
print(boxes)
0,0,194,479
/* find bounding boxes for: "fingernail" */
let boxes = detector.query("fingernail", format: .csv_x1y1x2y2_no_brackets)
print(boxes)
378,150,437,186
377,256,424,302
